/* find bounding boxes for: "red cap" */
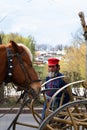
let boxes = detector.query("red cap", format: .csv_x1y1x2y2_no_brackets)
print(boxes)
48,58,60,66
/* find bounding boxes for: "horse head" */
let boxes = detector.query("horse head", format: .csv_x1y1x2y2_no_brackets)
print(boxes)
3,41,41,98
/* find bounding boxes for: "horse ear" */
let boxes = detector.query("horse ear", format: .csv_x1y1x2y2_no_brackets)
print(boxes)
9,40,19,52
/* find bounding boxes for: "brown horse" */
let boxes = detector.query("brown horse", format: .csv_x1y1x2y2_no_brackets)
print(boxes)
0,40,41,98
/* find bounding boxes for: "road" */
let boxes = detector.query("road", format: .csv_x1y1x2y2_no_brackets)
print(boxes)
0,114,39,130
0,114,84,130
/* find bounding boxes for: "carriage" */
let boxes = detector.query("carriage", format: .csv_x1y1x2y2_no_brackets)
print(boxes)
0,12,87,130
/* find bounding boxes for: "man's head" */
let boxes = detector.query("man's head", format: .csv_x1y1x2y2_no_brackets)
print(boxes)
47,58,60,77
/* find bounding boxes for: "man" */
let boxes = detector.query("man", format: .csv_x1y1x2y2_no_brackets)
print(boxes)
41,58,70,120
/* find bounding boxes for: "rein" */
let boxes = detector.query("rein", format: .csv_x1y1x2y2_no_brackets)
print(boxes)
15,52,41,92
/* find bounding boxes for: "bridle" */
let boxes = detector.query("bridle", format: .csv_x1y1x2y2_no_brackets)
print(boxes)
5,47,41,97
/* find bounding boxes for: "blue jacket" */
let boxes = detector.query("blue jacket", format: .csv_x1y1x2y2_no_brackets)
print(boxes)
45,72,66,97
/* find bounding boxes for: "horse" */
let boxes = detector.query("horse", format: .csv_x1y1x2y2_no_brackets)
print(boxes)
0,40,41,98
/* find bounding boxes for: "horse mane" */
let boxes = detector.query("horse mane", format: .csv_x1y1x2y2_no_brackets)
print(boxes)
18,43,33,61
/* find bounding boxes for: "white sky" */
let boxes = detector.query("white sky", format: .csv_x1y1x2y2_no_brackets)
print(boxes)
0,0,87,46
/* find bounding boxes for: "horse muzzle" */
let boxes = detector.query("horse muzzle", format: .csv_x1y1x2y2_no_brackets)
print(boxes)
27,87,40,99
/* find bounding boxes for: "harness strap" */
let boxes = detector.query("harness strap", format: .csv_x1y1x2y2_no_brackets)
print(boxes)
5,48,13,83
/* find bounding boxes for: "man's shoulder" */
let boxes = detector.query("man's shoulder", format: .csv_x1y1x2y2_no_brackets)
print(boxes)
57,72,64,76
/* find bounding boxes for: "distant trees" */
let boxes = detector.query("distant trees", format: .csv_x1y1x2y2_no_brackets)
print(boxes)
0,32,5,44
61,29,86,80
35,43,63,51
0,32,36,58
61,43,85,79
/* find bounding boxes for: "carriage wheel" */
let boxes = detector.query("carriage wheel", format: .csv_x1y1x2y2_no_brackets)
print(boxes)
39,79,87,130
39,99,87,130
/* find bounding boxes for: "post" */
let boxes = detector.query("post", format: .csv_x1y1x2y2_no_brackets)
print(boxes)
78,11,87,79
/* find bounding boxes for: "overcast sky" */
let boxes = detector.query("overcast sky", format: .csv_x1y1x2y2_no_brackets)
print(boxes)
0,0,87,46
